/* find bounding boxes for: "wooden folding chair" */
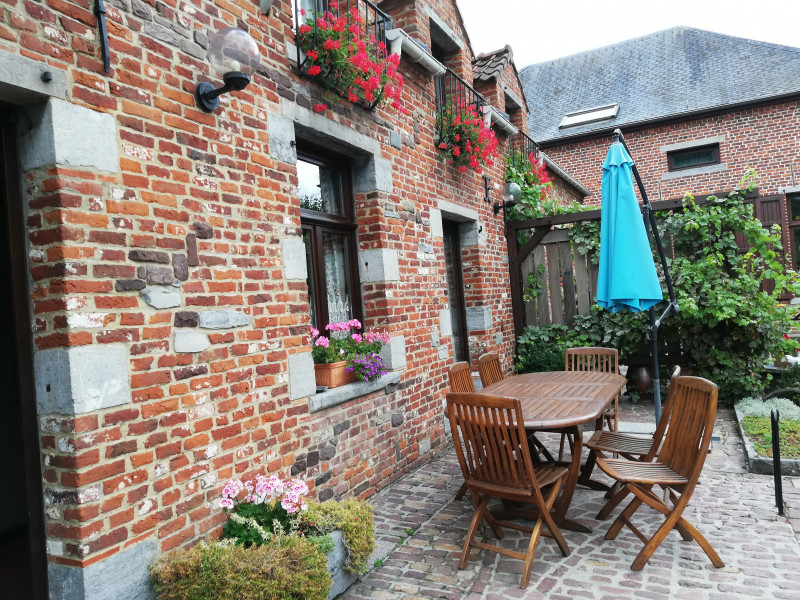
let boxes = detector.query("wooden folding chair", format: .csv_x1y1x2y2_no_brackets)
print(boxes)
448,362,475,500
478,352,504,388
586,366,681,517
596,376,724,571
559,347,619,460
446,392,571,588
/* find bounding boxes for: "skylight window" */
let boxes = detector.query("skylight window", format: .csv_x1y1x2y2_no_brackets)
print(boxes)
559,104,619,128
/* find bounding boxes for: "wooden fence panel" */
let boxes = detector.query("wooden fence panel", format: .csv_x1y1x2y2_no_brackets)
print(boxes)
532,244,549,325
573,246,591,315
545,242,563,325
560,240,576,324
521,251,537,326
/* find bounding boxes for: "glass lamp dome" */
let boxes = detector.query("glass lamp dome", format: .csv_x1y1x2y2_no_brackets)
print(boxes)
207,27,260,77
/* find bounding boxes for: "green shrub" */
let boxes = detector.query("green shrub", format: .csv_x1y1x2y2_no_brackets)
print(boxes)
302,498,374,575
150,538,330,600
516,324,569,373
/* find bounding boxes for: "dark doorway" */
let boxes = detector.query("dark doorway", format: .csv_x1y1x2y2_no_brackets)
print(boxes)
0,110,47,599
443,220,470,363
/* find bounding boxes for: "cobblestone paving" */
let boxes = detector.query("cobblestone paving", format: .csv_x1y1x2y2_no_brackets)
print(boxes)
339,402,800,600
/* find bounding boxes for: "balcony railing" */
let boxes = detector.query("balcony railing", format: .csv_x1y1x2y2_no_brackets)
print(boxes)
434,69,485,143
508,129,541,165
294,0,392,110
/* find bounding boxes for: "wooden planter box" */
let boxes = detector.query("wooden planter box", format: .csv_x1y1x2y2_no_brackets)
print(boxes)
315,361,355,389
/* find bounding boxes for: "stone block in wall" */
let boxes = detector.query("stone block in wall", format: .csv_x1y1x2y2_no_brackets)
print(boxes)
129,250,170,263
138,265,174,285
198,310,251,329
467,306,493,332
289,351,315,400
49,539,156,600
439,308,453,338
0,51,66,103
430,208,443,238
140,287,181,309
19,98,118,173
358,248,399,283
172,254,189,281
353,156,393,194
174,330,210,353
268,111,297,164
282,238,307,280
380,335,406,370
34,344,131,416
175,311,199,327
193,221,214,239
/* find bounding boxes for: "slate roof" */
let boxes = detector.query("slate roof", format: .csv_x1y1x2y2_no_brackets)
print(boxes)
519,26,800,144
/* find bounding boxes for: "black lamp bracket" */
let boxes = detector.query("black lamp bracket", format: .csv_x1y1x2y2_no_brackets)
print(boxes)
483,175,491,204
196,71,251,112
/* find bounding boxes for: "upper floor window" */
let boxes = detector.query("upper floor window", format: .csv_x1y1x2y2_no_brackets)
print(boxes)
667,143,720,172
298,148,363,331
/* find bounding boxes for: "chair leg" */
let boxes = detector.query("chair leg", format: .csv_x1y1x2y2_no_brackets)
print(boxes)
460,495,491,569
596,483,630,520
605,484,645,540
628,484,724,570
519,512,544,589
455,481,468,500
541,482,570,557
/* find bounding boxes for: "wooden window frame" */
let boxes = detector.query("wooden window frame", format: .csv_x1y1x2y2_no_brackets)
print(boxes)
298,146,363,331
667,143,721,172
443,220,470,363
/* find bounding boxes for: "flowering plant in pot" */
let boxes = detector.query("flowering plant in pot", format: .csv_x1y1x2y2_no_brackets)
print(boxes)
297,1,404,114
436,104,499,174
312,319,390,387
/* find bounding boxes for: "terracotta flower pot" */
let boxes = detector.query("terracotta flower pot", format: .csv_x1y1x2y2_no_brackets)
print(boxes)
314,360,355,389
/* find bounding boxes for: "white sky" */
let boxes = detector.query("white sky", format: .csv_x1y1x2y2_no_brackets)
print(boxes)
456,0,800,68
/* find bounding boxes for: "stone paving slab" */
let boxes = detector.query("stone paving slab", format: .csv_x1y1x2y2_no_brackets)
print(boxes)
339,404,800,600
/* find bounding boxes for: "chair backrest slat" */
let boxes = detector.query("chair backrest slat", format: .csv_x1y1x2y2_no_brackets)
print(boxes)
446,393,536,491
448,362,475,393
478,353,504,387
565,347,619,374
657,376,718,480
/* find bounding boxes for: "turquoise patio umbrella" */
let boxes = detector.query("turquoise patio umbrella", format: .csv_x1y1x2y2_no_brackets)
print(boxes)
596,142,662,312
596,132,678,423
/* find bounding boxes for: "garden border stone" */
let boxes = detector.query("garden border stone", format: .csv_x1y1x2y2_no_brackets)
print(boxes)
326,530,357,600
734,405,800,476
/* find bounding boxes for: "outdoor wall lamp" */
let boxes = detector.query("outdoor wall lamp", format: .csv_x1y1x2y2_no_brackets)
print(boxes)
195,27,261,112
494,181,521,216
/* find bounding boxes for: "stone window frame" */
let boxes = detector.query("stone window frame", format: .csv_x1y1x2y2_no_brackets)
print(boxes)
271,102,406,405
666,142,721,172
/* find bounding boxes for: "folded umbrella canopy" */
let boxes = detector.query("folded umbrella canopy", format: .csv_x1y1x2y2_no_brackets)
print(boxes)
596,142,663,312
596,131,678,423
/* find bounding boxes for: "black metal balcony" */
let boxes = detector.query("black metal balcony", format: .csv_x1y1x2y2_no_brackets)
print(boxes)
508,129,541,165
434,69,485,143
294,0,392,110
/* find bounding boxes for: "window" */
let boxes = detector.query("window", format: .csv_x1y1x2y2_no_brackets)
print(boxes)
667,144,720,172
559,104,619,129
788,194,800,271
298,148,362,331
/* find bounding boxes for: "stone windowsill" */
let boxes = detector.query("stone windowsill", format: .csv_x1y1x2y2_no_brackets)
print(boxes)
309,372,401,413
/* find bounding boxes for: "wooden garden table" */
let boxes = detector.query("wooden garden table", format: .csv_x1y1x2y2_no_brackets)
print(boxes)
478,370,627,532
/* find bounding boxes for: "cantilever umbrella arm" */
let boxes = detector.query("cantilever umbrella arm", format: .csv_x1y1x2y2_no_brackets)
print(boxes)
611,129,679,423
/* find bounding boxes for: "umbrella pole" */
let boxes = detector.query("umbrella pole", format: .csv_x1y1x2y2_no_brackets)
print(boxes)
613,129,680,424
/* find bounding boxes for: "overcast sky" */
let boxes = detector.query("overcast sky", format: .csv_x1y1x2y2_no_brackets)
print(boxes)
456,0,800,68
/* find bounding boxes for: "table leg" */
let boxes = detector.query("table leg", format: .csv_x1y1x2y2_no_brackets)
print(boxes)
550,425,592,533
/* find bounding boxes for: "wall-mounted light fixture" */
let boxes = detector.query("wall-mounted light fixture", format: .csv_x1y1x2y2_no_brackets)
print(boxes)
195,27,261,112
494,181,521,216
482,175,491,204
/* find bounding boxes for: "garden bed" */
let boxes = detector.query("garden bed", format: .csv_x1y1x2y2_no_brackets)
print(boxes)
734,398,800,476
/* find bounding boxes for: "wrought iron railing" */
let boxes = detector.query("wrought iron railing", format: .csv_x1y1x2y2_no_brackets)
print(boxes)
294,0,392,110
434,69,485,143
508,129,541,164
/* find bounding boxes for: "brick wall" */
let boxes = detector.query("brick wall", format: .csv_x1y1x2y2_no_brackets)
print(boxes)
1,0,527,584
542,102,800,206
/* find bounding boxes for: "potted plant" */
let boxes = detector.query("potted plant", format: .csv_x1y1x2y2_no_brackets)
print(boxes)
312,320,390,388
436,103,499,174
297,0,404,113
